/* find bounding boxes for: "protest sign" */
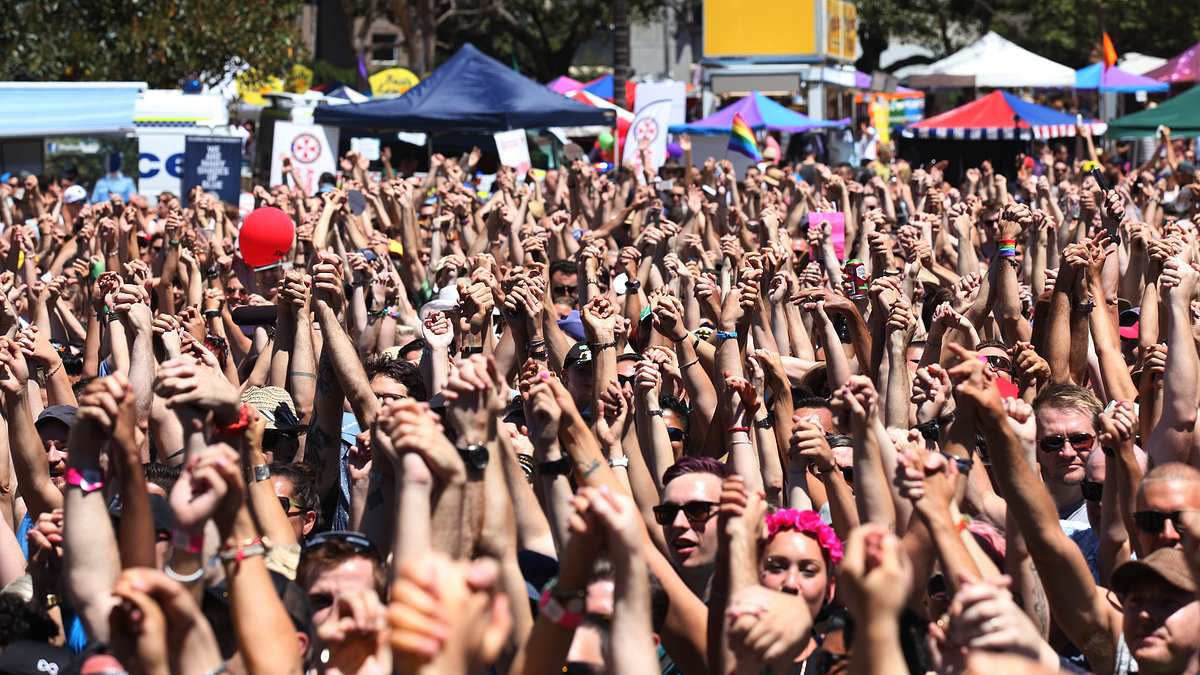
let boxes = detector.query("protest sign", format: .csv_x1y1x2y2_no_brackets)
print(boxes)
493,129,531,178
182,136,242,205
138,134,185,200
808,211,846,260
270,122,340,194
622,97,672,181
634,81,687,127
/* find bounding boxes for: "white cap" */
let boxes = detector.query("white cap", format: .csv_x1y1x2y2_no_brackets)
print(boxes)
63,185,87,204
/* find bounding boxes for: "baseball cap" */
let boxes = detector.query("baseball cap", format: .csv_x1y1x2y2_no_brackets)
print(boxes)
63,184,88,204
563,342,593,370
1111,546,1195,597
240,386,299,431
0,640,76,675
108,494,176,535
35,405,76,431
1119,306,1140,340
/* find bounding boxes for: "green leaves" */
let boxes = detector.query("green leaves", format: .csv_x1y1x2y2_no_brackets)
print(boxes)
0,0,305,87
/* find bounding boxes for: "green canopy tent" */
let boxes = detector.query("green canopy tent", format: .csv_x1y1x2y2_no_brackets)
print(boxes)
1105,86,1200,139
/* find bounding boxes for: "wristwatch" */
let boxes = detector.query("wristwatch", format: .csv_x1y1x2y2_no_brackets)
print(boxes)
251,464,271,483
457,443,489,472
536,457,572,477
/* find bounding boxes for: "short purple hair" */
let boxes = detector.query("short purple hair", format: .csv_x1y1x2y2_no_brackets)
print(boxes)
662,456,733,487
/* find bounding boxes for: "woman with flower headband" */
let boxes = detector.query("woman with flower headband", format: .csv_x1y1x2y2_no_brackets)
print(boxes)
759,508,845,673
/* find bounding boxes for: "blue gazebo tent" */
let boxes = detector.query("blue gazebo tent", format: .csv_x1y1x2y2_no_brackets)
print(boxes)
314,44,613,132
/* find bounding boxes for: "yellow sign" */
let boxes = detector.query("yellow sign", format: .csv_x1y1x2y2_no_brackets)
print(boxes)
369,67,421,96
704,0,816,58
826,0,858,61
841,2,858,61
236,71,285,106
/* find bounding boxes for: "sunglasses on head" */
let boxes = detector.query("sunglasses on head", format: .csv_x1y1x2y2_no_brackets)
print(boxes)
1081,479,1104,502
302,530,382,559
1133,510,1184,535
1038,432,1094,453
653,500,718,526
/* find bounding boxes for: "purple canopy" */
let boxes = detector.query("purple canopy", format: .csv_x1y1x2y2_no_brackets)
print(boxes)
854,70,918,93
669,91,844,135
547,75,585,94
1075,63,1169,93
1146,42,1200,83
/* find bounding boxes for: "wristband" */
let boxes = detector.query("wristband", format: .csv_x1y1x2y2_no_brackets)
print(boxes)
646,409,664,417
215,405,252,438
588,341,616,352
217,537,268,564
754,416,774,430
538,578,585,629
727,425,751,434
536,457,573,476
173,529,205,555
203,309,220,318
64,467,104,493
715,330,738,341
623,279,641,292
680,357,701,370
608,456,630,469
997,239,1018,258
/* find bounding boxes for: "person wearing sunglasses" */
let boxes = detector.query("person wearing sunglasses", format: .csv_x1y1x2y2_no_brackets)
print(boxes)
296,531,386,630
1033,385,1102,523
271,463,320,542
653,456,731,598
1131,463,1200,556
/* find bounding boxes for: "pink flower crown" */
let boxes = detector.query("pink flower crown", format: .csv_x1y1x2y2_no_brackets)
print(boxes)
764,508,844,566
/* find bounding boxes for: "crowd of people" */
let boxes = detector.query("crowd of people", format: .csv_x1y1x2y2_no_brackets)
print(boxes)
0,124,1197,675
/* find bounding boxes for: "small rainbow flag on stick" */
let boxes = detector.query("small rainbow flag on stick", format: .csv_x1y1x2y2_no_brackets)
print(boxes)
728,113,761,161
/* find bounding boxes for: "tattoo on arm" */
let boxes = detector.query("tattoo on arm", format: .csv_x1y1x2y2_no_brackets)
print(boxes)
578,458,602,479
316,353,336,394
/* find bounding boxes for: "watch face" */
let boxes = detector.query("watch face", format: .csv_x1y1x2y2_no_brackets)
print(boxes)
461,444,489,471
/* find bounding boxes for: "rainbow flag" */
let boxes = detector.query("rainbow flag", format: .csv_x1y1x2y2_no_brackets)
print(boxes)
728,113,761,161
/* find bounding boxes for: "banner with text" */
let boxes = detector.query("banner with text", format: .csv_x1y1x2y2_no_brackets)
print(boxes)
182,136,242,205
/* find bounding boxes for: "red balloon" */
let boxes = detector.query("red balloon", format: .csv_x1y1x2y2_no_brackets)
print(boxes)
239,207,295,267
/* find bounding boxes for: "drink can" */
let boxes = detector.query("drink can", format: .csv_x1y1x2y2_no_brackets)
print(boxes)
844,259,869,299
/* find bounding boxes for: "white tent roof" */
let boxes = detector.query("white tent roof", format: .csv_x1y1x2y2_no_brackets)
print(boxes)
1118,52,1168,76
902,31,1076,88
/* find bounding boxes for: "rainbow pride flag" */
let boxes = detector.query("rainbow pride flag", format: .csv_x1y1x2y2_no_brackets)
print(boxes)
728,113,761,161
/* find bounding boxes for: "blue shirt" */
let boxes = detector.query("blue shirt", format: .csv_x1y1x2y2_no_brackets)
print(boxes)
17,514,89,652
90,172,136,203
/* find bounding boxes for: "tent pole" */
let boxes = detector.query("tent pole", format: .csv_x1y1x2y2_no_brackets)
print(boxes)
614,118,621,170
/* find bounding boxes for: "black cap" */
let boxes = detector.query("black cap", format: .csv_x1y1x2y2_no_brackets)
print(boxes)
0,640,75,675
563,342,593,370
35,405,76,431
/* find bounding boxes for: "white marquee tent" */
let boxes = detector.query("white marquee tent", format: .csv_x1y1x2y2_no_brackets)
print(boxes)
901,32,1076,89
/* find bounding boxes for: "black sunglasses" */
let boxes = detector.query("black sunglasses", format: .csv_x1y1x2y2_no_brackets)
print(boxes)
1081,479,1104,502
1038,433,1094,453
302,530,382,559
1133,510,1184,535
983,355,1011,371
667,427,687,443
652,500,718,526
277,495,303,515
